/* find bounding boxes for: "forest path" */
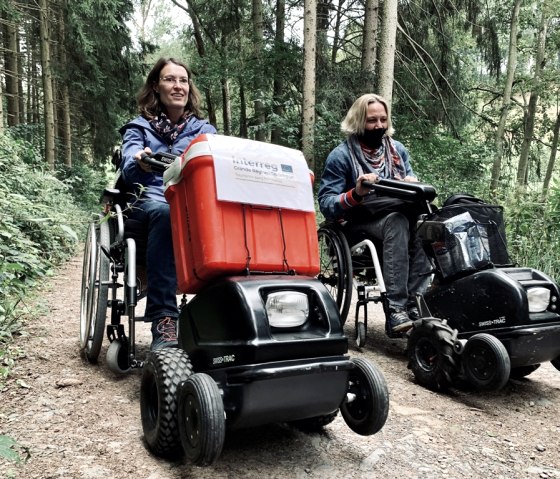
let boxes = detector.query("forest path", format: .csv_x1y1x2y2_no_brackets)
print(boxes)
1,252,560,478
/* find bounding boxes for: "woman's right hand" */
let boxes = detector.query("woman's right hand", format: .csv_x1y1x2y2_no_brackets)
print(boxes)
355,173,379,196
135,147,153,172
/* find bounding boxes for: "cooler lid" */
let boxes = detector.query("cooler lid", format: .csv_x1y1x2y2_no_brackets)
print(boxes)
164,134,315,212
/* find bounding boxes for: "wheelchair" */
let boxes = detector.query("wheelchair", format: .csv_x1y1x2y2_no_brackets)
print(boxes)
317,179,560,392
79,136,390,466
317,180,437,348
79,151,178,373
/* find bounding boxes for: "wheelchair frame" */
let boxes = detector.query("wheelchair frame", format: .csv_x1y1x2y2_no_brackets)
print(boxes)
79,188,169,372
317,180,437,347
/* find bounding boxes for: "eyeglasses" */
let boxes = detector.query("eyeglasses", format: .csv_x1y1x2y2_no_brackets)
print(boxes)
160,76,190,85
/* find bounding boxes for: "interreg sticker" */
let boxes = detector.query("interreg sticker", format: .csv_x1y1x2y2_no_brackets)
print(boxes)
210,135,314,212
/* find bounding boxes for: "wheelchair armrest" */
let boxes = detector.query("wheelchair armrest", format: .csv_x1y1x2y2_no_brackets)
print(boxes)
363,179,437,203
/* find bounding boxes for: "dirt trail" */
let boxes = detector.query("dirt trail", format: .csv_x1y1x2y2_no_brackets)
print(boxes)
1,254,560,479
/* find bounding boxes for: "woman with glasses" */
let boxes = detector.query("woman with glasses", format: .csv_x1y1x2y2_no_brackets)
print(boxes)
119,57,217,350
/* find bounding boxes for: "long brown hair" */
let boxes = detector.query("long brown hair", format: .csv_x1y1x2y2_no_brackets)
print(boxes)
136,57,204,120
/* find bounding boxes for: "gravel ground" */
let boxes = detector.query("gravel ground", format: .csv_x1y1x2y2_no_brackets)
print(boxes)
1,254,560,479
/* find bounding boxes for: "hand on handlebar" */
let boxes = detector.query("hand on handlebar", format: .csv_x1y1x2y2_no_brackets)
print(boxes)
135,149,178,174
135,147,153,172
356,173,379,196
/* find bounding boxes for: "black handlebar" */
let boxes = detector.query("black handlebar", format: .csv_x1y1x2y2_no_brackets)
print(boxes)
361,178,437,203
139,151,178,173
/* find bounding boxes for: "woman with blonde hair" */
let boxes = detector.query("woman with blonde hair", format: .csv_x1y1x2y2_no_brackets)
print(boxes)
318,93,429,334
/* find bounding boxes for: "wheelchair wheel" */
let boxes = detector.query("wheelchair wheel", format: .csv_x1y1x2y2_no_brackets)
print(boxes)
178,373,226,466
341,357,389,436
551,357,560,372
407,318,458,392
356,321,367,349
140,349,194,459
80,218,111,363
317,226,353,324
79,217,111,362
463,333,510,391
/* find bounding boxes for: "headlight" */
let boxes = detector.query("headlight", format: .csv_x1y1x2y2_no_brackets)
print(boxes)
265,291,309,328
527,287,551,313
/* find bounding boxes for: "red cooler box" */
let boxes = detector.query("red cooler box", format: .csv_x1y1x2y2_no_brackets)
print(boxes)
164,134,320,294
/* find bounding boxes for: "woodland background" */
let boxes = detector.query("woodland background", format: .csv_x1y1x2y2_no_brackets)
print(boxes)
0,0,559,404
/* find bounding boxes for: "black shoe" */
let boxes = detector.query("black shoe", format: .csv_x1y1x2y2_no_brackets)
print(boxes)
387,308,413,333
151,316,178,350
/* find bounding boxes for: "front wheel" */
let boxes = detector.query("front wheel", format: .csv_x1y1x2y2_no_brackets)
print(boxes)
340,358,389,436
178,373,226,466
463,333,511,391
407,318,458,392
140,349,193,458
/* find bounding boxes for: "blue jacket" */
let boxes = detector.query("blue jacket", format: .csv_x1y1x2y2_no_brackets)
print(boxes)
119,116,217,202
318,138,415,221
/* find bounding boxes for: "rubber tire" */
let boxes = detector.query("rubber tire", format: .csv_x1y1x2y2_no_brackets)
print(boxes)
463,333,511,391
178,373,226,466
317,226,353,324
510,364,540,379
340,357,389,436
356,321,367,349
79,222,97,351
140,349,193,458
551,357,560,372
289,410,338,433
106,338,131,374
87,217,111,362
407,318,458,392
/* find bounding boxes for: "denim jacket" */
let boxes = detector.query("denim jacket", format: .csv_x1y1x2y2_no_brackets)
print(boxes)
318,138,415,221
119,116,216,202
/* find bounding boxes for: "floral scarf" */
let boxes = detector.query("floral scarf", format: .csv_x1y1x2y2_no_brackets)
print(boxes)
149,111,191,145
347,135,406,180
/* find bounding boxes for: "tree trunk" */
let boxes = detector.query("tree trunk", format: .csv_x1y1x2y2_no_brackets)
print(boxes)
302,0,317,170
330,0,345,66
239,80,248,138
271,0,286,145
543,113,560,196
490,0,522,193
221,77,232,136
39,0,56,169
376,0,398,103
361,0,379,91
516,8,547,187
3,11,20,126
252,0,266,141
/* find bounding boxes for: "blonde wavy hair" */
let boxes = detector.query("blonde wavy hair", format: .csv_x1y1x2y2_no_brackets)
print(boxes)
340,93,395,137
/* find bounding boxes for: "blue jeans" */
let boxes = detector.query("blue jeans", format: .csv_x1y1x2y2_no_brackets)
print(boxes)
128,199,178,321
349,212,430,310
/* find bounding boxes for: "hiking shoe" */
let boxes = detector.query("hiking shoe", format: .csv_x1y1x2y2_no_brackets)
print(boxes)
151,316,178,350
387,308,413,333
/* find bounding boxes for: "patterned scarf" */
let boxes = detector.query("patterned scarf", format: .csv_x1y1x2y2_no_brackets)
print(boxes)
347,135,407,180
149,111,191,145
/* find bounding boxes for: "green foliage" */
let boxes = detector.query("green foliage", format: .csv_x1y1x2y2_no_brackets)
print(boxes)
402,129,491,203
504,187,560,279
0,434,22,464
0,132,89,344
63,0,143,160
